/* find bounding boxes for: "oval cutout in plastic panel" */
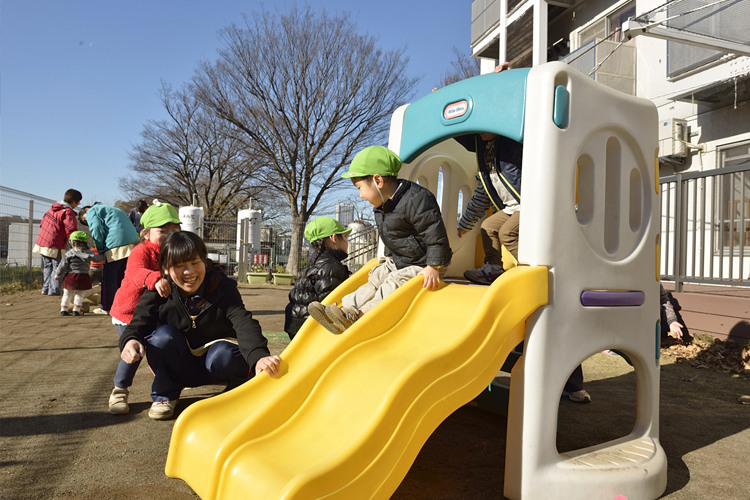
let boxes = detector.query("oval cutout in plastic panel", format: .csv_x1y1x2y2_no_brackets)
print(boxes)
580,290,645,307
553,85,569,128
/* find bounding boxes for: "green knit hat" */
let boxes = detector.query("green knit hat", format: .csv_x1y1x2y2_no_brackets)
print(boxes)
304,217,352,243
140,201,181,229
341,146,402,179
69,230,89,242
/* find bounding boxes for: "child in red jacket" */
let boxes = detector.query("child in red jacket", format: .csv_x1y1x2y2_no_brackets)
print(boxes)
106,201,181,415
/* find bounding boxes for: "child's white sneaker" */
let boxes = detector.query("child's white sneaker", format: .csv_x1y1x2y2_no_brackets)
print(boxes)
108,387,130,415
148,400,178,420
562,389,592,404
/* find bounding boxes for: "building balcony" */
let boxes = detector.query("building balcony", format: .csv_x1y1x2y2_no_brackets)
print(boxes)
559,38,637,96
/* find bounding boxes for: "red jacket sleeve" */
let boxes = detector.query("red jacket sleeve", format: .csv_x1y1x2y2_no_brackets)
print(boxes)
123,245,162,290
63,207,78,237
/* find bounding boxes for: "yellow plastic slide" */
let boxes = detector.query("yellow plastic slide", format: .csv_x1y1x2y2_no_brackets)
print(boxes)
165,263,548,500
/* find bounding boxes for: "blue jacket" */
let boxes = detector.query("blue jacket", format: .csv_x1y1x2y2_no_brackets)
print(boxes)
87,204,139,253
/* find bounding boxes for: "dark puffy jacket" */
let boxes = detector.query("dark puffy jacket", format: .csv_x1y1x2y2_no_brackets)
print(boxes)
454,134,523,208
120,269,270,375
376,180,452,270
285,247,350,339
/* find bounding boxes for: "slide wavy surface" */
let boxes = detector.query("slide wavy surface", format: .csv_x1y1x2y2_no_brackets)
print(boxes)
166,264,547,500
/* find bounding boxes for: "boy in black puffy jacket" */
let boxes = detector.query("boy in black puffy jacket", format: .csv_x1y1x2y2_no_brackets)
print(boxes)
308,146,452,334
284,217,352,339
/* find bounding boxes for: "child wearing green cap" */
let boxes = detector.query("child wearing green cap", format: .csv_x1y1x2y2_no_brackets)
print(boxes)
54,231,105,316
307,146,452,333
284,217,352,340
106,201,181,415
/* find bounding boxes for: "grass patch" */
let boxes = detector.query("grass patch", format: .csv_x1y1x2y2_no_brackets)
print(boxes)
265,331,291,342
1,280,42,295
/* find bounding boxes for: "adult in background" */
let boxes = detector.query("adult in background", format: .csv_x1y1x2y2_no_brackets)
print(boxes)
128,199,148,234
33,188,82,296
78,204,139,315
119,231,280,420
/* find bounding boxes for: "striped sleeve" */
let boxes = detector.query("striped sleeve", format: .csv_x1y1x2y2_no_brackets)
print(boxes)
458,175,492,232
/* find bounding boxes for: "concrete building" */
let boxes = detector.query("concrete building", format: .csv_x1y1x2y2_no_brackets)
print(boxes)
470,0,749,288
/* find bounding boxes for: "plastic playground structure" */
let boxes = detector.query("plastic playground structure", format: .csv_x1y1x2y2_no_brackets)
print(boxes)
165,61,668,500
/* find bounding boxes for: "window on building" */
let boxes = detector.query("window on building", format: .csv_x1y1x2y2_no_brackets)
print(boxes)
716,142,750,253
574,1,635,49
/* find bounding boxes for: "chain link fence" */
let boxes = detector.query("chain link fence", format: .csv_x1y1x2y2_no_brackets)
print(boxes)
0,186,59,286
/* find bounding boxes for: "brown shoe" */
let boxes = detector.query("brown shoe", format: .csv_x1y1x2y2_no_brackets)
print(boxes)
307,302,342,334
326,304,359,331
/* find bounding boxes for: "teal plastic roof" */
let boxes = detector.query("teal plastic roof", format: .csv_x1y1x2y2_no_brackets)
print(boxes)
398,67,530,163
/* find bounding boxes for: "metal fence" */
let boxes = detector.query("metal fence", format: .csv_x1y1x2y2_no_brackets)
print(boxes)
203,217,293,279
203,216,243,277
0,186,58,286
342,225,379,272
203,215,379,282
660,163,750,290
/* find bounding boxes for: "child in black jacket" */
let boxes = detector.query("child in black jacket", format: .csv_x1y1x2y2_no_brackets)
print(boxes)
308,146,452,334
285,217,351,340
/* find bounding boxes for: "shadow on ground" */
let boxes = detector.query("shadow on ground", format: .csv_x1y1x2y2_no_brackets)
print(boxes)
393,353,750,500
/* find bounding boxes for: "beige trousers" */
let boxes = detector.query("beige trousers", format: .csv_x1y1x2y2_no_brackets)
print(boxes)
342,259,423,313
480,210,520,267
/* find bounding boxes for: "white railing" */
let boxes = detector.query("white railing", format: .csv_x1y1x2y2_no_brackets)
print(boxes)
660,164,750,290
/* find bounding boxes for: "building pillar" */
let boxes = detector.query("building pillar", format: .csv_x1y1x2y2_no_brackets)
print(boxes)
533,0,548,66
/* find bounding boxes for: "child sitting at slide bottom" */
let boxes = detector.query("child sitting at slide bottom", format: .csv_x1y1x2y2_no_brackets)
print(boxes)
284,217,351,340
308,146,452,334
54,231,105,315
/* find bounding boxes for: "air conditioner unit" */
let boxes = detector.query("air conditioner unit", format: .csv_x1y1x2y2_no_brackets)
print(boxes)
658,118,688,167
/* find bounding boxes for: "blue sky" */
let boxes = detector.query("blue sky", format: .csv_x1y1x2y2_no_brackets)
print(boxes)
1,0,473,206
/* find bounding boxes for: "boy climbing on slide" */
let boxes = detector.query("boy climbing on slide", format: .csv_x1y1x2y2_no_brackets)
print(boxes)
308,146,453,333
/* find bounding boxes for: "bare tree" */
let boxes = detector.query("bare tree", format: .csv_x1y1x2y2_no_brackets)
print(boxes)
192,5,419,274
120,82,272,222
438,47,481,88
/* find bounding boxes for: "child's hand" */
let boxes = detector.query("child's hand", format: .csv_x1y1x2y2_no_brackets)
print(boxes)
122,339,145,363
457,228,467,238
668,322,684,339
420,266,441,290
256,355,281,377
494,62,511,72
155,278,171,298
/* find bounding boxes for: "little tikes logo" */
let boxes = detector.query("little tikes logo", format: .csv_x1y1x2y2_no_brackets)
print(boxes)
444,100,468,119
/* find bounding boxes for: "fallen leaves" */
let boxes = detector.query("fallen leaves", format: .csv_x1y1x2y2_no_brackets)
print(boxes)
665,337,750,379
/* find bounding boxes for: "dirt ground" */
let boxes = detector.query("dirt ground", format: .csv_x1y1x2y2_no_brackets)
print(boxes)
1,285,748,500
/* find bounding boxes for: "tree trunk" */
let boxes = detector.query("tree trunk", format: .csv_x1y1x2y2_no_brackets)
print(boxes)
287,214,306,276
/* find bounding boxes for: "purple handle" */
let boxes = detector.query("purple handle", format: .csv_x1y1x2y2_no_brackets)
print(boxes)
580,290,645,307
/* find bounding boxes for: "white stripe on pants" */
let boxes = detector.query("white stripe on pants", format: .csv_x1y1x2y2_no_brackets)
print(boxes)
342,259,423,313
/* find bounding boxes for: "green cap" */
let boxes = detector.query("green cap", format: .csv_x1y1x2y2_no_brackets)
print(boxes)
304,217,352,243
140,201,181,229
341,146,402,179
69,230,89,242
